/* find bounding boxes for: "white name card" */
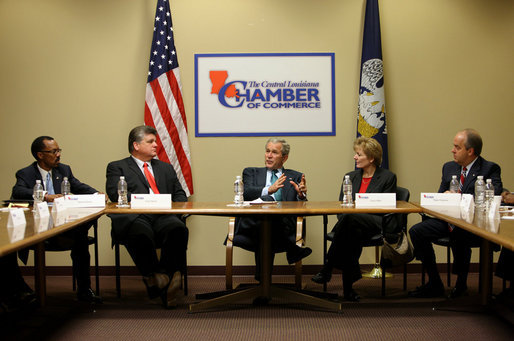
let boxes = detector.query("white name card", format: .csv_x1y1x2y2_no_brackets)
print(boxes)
460,193,474,212
63,194,106,208
7,208,26,227
488,196,502,220
53,196,66,212
36,201,50,218
35,216,51,233
355,193,396,208
8,224,26,242
420,193,461,206
52,211,67,226
130,194,172,209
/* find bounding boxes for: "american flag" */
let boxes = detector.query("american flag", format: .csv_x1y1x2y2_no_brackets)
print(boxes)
144,0,194,196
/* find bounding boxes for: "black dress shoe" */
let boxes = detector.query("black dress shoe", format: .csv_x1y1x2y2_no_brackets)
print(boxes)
343,290,360,302
1,290,38,313
286,246,312,264
408,282,445,298
311,271,332,284
162,271,181,309
77,288,102,303
448,286,468,299
144,273,171,299
143,275,158,299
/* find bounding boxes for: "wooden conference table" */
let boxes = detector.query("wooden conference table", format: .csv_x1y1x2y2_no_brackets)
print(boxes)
0,207,104,305
106,200,421,313
416,204,514,306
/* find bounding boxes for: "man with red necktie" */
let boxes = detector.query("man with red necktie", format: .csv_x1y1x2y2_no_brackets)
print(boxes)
409,129,502,298
106,125,188,308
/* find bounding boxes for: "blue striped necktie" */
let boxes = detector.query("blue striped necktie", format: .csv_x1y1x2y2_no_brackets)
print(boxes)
46,173,55,195
271,170,282,201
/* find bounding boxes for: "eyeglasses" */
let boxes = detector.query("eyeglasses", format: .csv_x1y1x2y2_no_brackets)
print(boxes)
39,149,62,155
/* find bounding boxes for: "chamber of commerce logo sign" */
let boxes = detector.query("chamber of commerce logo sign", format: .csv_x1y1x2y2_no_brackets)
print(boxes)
194,53,335,137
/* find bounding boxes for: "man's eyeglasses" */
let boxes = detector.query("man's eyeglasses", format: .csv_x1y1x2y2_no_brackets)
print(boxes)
39,149,62,155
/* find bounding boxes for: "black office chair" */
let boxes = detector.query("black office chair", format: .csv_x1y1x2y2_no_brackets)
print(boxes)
419,213,484,288
111,215,189,298
225,216,306,290
323,187,410,296
31,219,99,293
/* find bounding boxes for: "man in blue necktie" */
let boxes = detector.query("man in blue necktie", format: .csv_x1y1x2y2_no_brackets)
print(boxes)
233,138,311,281
11,136,101,303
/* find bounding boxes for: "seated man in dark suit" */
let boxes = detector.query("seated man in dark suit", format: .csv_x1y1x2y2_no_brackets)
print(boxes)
11,136,101,303
235,138,312,281
409,129,502,298
106,125,188,309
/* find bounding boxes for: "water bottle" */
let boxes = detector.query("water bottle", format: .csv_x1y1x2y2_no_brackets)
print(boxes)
234,176,244,206
117,176,129,207
342,175,353,207
449,175,459,193
32,180,45,204
61,176,71,196
485,178,494,211
474,175,486,211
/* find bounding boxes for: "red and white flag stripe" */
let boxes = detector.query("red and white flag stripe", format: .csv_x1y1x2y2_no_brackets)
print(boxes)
145,68,193,196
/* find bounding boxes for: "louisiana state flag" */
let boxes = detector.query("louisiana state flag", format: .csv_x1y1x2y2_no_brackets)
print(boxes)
356,0,388,169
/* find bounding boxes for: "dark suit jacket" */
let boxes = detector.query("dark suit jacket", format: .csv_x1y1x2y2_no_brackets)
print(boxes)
338,167,396,217
241,167,305,202
438,156,502,195
105,156,187,240
234,167,306,252
337,167,398,240
11,162,97,199
11,162,98,263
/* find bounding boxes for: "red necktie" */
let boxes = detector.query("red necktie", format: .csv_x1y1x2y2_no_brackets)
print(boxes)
143,162,160,194
459,167,467,193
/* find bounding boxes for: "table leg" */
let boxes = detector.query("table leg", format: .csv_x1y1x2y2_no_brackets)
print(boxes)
34,242,46,306
189,214,341,313
479,239,493,306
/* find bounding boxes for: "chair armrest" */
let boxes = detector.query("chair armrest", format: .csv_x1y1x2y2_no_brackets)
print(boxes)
296,216,305,245
180,214,190,223
227,217,236,243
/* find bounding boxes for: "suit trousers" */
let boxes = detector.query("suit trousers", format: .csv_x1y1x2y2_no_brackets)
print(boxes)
123,214,188,277
496,248,514,281
409,217,480,282
236,215,297,278
327,213,382,284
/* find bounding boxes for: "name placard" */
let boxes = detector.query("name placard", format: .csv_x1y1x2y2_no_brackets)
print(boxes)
488,196,502,220
8,224,26,242
355,193,396,208
7,208,26,227
63,194,106,208
460,193,474,212
35,216,51,233
36,201,50,218
420,193,461,206
130,194,172,209
53,196,66,212
52,211,67,226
